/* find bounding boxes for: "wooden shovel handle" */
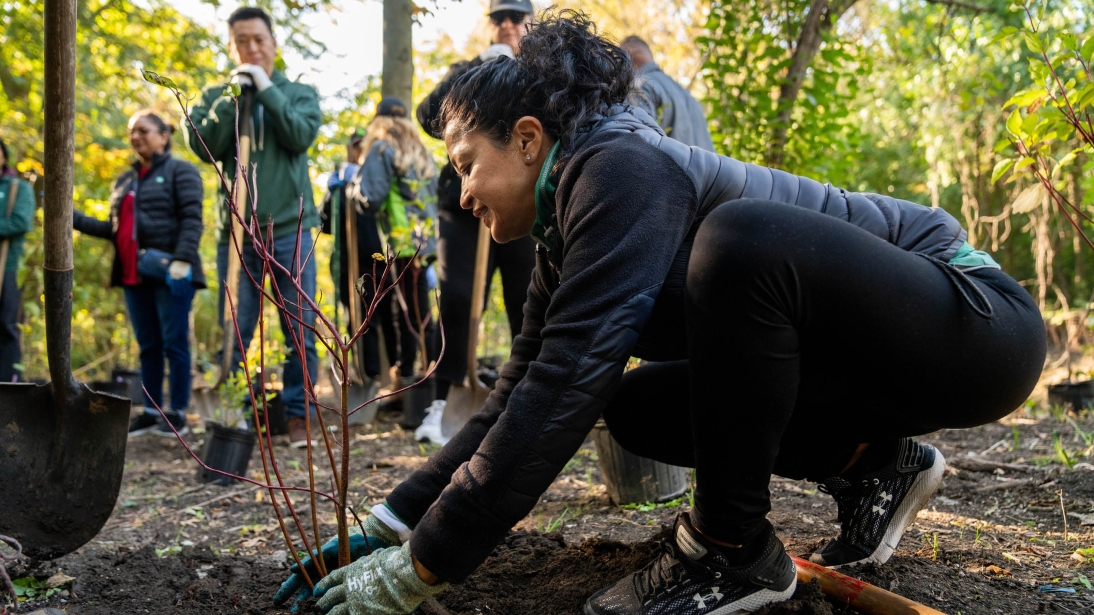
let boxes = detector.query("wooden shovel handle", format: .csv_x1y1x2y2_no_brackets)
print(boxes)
466,222,491,393
218,91,254,386
793,557,948,615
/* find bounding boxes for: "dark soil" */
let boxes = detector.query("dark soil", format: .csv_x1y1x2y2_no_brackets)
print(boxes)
4,399,1093,615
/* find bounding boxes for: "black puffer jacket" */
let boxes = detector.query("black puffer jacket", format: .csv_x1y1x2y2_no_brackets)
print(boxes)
73,151,206,288
387,107,973,583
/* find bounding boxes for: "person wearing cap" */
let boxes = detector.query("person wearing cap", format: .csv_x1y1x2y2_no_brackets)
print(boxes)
415,0,538,405
345,98,439,388
621,35,715,152
184,6,323,447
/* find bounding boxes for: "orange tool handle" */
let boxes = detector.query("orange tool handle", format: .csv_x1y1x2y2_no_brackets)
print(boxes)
793,556,948,615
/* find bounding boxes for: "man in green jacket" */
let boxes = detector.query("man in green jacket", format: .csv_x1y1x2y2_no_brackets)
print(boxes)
185,6,322,447
0,137,35,383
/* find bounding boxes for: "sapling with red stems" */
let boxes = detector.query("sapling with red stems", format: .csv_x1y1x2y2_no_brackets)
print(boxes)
139,70,444,589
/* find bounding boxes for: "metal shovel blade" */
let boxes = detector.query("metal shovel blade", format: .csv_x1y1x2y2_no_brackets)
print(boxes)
0,380,130,559
440,381,491,440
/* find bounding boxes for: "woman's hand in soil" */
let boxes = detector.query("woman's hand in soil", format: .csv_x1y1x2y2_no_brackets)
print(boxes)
273,533,389,609
314,542,448,615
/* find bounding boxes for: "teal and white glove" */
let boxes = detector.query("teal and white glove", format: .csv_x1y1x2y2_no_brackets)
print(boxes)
272,503,413,611
314,542,447,615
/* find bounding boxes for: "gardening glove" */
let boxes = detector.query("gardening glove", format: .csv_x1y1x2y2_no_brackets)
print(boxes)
273,504,412,609
273,532,389,610
480,43,515,62
314,542,448,615
231,64,273,92
166,260,192,297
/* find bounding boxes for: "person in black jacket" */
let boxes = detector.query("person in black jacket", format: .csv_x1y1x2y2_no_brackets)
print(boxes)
274,13,1045,615
74,110,205,437
320,130,396,383
417,0,537,403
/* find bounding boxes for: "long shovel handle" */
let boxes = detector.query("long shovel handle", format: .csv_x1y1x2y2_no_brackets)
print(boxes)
793,557,948,615
217,90,254,386
466,222,491,393
43,0,78,405
344,190,365,384
0,181,19,305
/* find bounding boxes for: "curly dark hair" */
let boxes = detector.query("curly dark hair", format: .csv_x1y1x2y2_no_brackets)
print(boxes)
437,9,633,163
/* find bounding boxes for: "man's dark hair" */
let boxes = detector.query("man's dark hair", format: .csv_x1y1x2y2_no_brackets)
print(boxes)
228,7,274,35
0,136,11,175
438,10,633,164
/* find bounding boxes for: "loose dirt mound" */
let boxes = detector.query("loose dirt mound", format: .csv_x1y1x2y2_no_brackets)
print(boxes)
59,545,284,614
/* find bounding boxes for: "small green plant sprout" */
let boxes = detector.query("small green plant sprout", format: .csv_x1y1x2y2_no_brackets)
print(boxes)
974,524,983,544
1012,425,1021,450
929,533,940,561
1074,547,1094,564
1073,574,1092,589
545,507,571,533
1054,433,1077,469
11,577,64,603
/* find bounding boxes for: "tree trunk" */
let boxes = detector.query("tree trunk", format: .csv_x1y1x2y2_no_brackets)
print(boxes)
382,0,414,105
765,0,857,168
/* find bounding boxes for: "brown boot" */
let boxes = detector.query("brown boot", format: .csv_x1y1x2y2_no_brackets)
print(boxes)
287,417,316,449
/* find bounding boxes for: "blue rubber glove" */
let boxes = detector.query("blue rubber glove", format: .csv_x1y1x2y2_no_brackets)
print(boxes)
314,542,447,615
273,533,389,610
166,260,192,297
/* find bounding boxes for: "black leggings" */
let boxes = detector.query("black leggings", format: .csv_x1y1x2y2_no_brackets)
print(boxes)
603,200,1046,546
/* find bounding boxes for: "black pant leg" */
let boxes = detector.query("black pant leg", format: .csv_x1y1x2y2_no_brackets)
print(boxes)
0,269,20,382
494,235,536,341
602,361,695,467
435,210,479,384
684,199,1045,545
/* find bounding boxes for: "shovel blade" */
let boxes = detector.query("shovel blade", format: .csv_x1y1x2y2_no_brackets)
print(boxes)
0,381,130,559
441,382,491,440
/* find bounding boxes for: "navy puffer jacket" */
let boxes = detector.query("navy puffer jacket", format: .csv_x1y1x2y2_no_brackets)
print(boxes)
73,151,206,288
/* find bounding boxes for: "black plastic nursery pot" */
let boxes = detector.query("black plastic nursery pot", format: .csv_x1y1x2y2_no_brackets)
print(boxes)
198,422,255,486
591,420,689,506
400,376,435,429
1047,380,1094,411
111,367,143,405
90,380,128,398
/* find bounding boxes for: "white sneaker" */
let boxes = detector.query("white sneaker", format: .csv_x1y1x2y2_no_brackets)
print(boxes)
414,400,448,445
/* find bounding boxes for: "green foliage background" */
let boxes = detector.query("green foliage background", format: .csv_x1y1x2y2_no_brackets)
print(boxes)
2,0,1092,384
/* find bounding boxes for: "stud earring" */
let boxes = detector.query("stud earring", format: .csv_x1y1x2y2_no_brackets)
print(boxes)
526,154,531,160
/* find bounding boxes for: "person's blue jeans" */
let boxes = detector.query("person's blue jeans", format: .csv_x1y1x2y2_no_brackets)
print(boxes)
123,282,194,411
217,231,319,420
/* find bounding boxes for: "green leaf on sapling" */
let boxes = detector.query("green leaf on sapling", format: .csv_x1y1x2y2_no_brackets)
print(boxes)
992,158,1016,184
1005,89,1046,108
140,69,177,90
1006,109,1024,137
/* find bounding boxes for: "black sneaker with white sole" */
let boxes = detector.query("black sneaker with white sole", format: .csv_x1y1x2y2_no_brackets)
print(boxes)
152,410,189,438
810,438,945,568
128,412,160,438
585,514,796,615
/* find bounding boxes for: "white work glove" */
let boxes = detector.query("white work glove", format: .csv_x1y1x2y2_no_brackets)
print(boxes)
231,64,273,92
479,43,515,62
166,260,192,297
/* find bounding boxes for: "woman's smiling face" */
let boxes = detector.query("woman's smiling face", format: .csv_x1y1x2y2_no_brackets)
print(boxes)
444,117,551,244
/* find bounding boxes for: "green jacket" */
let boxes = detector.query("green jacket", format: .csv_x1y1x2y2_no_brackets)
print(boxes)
0,175,35,272
184,70,322,243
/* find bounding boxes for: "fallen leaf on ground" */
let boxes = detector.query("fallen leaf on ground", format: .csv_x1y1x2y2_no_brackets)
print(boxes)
43,572,75,589
986,565,1011,576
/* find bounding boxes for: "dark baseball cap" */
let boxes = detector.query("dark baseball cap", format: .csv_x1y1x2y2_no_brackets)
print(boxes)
376,97,409,118
488,0,533,15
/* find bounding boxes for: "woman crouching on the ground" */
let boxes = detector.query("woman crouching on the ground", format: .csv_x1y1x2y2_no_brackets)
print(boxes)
73,110,205,437
274,11,1046,615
